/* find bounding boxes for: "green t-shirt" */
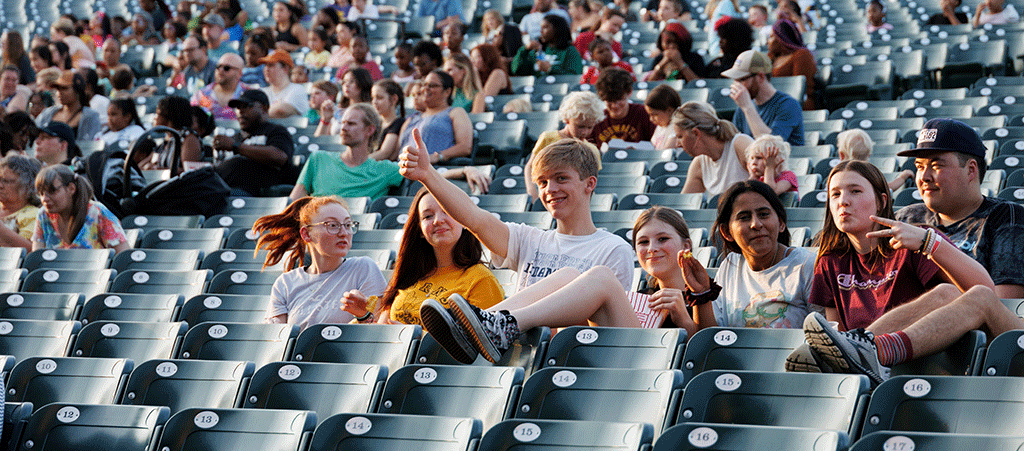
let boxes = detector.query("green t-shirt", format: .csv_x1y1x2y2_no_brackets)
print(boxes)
297,151,404,199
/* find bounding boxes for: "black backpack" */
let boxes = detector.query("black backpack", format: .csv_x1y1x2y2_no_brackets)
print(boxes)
117,126,231,217
79,144,147,218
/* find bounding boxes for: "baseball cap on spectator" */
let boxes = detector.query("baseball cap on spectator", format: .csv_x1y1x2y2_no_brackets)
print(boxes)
258,50,294,68
203,14,226,28
897,118,987,159
228,89,271,109
722,50,773,79
39,121,80,155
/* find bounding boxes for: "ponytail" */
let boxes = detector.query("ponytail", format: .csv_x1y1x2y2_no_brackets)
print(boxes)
35,165,95,247
253,196,348,271
672,101,737,143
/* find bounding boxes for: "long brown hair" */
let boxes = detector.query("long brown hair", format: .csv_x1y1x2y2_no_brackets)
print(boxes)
632,206,691,292
712,180,791,256
253,196,349,271
472,44,503,85
379,188,484,309
35,165,94,246
2,31,26,69
816,160,894,261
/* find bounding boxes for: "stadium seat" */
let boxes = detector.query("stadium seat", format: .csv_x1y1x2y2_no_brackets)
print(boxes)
223,196,289,215
178,322,299,367
206,270,280,295
980,330,1024,376
488,176,528,194
21,248,114,271
890,329,987,377
136,228,226,255
515,367,684,435
4,401,33,449
474,119,527,165
861,375,1024,436
121,215,204,233
70,321,187,363
121,359,254,415
78,293,183,324
223,228,262,249
850,431,1024,451
480,419,653,451
291,324,420,374
413,327,550,376
153,408,316,451
308,413,481,451
676,370,870,438
110,248,202,272
110,270,212,298
177,294,272,325
22,269,114,299
617,193,703,211
0,247,25,270
602,149,674,164
7,357,132,407
647,160,692,179
469,194,531,213
202,214,264,233
654,423,849,451
0,319,80,363
200,250,284,273
591,210,645,232
243,362,387,421
15,403,170,451
829,106,900,121
680,327,806,382
346,249,396,271
0,292,82,321
997,186,1024,203
541,326,686,370
377,364,524,429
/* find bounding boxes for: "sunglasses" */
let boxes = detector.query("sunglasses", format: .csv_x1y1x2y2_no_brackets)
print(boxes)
216,64,239,71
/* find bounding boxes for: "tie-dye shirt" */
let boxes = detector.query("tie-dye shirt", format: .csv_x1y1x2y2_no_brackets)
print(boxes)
33,201,128,249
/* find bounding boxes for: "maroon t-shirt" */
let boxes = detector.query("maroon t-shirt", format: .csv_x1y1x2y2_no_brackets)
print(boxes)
590,103,657,146
809,248,942,331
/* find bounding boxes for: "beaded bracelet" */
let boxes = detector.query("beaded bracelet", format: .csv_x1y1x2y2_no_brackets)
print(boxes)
685,281,722,308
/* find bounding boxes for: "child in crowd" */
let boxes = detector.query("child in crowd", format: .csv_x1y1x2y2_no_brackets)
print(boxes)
307,79,339,125
33,165,130,252
746,134,799,196
291,65,310,83
580,37,633,85
339,36,381,80
837,128,914,191
502,98,531,114
590,67,655,146
643,84,681,150
391,43,416,83
303,27,332,69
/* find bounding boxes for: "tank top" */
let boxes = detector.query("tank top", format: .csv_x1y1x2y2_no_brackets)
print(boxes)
399,108,456,155
275,24,300,45
699,134,750,196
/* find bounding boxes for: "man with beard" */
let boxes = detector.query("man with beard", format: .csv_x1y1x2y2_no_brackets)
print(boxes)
724,49,804,146
212,89,293,196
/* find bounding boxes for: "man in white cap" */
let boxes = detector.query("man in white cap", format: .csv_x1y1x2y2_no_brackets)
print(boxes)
723,49,804,146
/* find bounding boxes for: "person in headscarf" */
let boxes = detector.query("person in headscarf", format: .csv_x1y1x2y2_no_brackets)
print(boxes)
767,19,815,110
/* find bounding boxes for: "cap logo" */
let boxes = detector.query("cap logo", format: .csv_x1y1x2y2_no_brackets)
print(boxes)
918,128,938,145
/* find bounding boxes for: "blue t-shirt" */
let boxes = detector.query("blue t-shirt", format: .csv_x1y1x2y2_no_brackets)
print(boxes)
732,91,804,146
418,0,463,22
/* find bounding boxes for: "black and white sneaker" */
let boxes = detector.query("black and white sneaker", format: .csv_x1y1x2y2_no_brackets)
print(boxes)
785,342,833,373
442,293,520,364
420,298,478,364
803,312,890,385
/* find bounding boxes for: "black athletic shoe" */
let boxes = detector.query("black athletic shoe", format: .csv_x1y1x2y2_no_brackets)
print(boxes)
442,293,520,364
420,298,478,364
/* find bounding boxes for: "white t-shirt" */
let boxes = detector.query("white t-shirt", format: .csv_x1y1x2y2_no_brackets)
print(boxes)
348,4,380,19
977,4,1019,25
263,83,309,118
98,124,145,147
90,95,111,127
267,256,387,329
495,221,635,294
712,246,818,329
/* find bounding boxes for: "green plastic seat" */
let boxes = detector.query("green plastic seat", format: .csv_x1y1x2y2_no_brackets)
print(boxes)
136,228,225,255
110,248,202,272
70,321,187,363
291,324,420,375
982,329,1024,376
110,270,212,299
0,292,82,321
541,326,686,370
0,319,81,363
78,293,183,324
850,431,1024,451
178,322,299,367
121,359,254,415
308,413,481,451
377,364,524,430
654,423,849,451
15,403,169,451
7,357,132,407
154,408,316,451
176,294,272,325
414,327,550,377
206,270,281,295
22,269,115,299
680,328,806,382
200,250,284,274
21,248,113,271
480,419,653,451
243,362,387,422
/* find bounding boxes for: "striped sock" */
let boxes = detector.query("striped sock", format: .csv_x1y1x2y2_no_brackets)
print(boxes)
874,331,913,366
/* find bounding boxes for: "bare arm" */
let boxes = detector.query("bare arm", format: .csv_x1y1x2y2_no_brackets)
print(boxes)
369,133,400,160
433,107,473,160
729,81,772,138
681,157,705,194
400,128,511,257
761,144,793,195
269,102,301,118
112,239,131,253
0,225,31,251
289,183,309,202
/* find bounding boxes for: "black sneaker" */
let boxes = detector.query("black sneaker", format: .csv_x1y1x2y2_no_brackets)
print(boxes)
420,298,478,364
803,312,890,385
785,342,833,373
442,293,520,363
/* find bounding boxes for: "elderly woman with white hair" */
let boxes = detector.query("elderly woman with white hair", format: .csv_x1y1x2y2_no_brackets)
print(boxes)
0,155,42,250
837,128,913,191
523,90,606,199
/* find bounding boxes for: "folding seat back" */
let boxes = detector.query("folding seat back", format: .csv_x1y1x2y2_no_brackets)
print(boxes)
653,423,848,451
0,320,80,363
121,359,254,415
122,215,204,234
70,321,187,363
110,248,201,272
206,270,281,295
890,329,986,376
0,292,82,321
136,228,225,255
515,367,685,435
850,431,1024,451
308,413,481,451
861,375,1024,436
4,402,33,450
178,322,299,367
15,403,169,451
22,269,114,299
541,326,686,370
479,419,653,451
414,327,549,376
177,294,272,325
291,324,420,373
21,249,113,272
377,364,524,430
78,293,182,324
224,196,289,215
676,370,870,437
0,247,25,269
680,328,806,382
154,408,316,451
981,329,1024,376
243,362,387,421
110,269,212,298
203,214,264,233
7,357,133,407
200,250,284,274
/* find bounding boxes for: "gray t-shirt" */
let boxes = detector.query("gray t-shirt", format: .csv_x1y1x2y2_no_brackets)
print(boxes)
268,256,386,329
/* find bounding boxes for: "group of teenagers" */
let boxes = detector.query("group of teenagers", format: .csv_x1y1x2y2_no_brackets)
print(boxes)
258,114,1024,385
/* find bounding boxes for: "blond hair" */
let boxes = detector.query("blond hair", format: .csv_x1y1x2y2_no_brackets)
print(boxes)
533,138,599,183
502,98,531,113
557,91,605,125
747,134,790,172
445,52,481,101
671,101,738,142
837,129,873,161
